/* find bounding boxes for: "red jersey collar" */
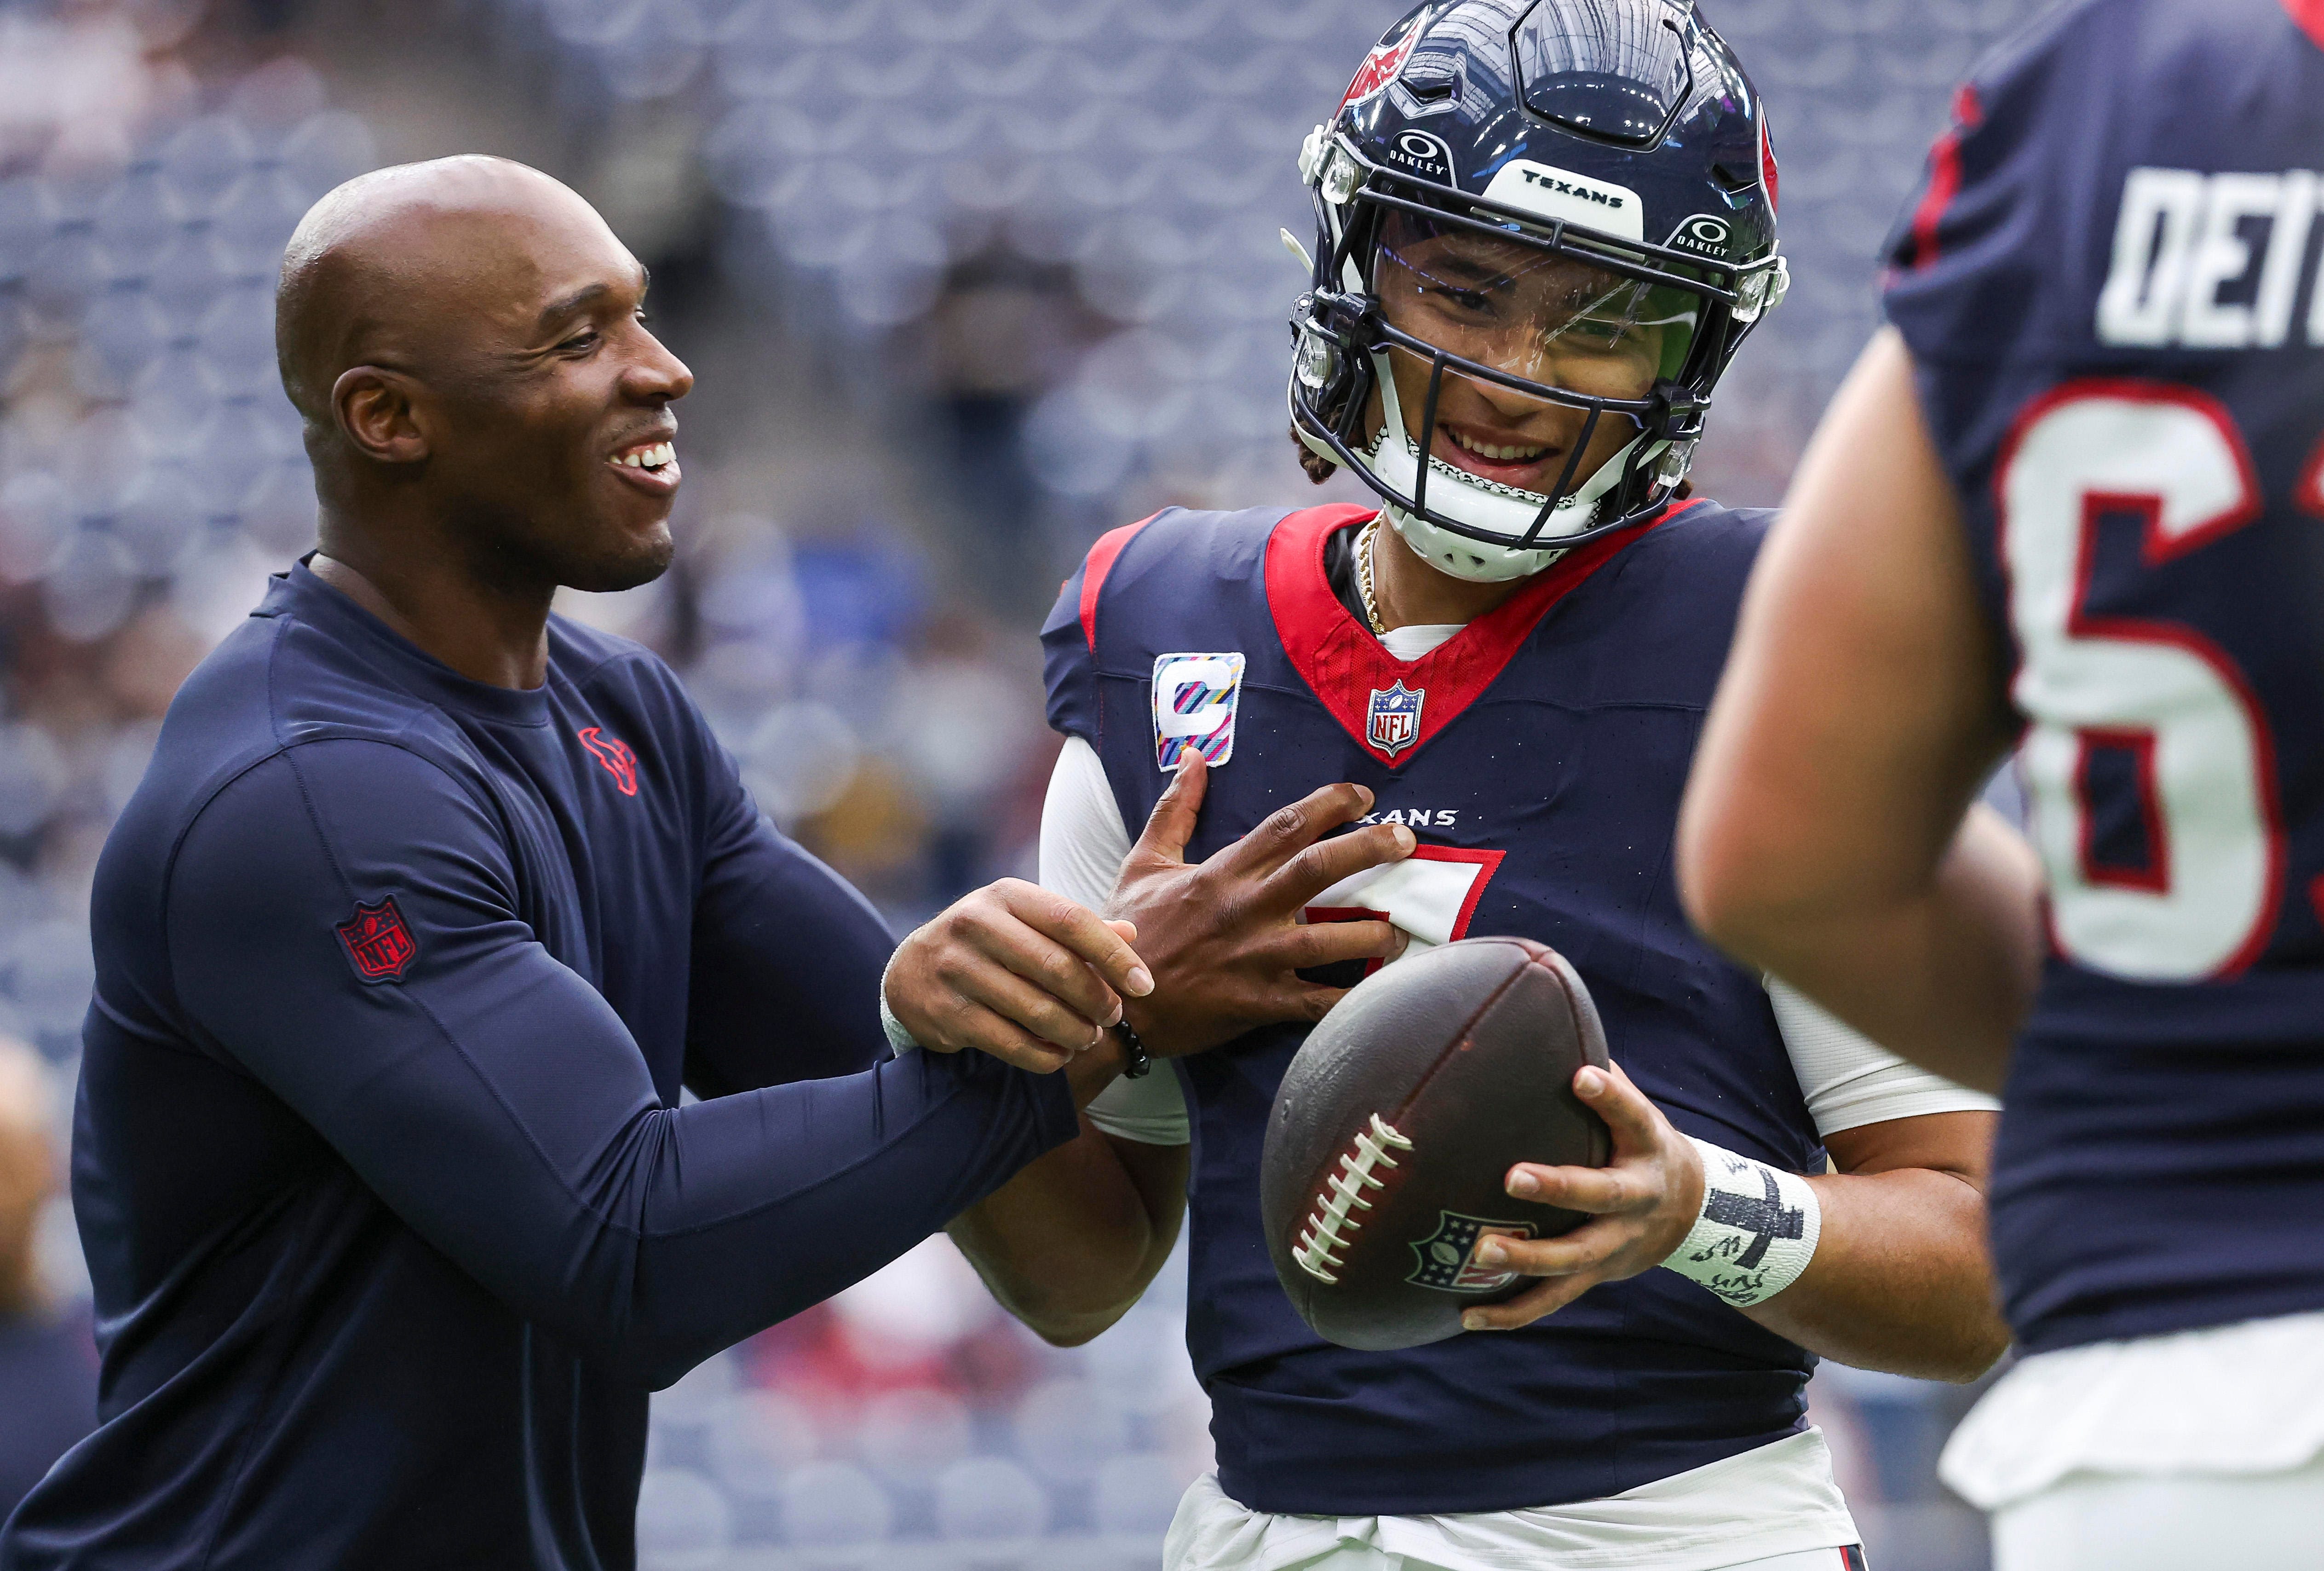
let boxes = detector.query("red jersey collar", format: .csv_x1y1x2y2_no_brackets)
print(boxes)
1263,500,1703,768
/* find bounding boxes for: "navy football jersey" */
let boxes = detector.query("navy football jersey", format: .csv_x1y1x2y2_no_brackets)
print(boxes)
1884,0,2324,1355
1042,501,1827,1516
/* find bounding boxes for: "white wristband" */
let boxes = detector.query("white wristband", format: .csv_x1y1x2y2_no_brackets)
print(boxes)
877,952,919,1055
1660,1135,1822,1307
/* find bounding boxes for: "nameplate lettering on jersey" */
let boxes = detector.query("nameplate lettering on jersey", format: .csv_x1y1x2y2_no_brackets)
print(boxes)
1152,652,1247,769
2097,166,2323,349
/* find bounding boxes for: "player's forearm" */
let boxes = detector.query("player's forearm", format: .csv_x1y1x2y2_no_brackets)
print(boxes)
683,827,897,1092
948,1121,1186,1347
1708,806,2041,1095
1680,331,2036,1095
1739,1164,2008,1382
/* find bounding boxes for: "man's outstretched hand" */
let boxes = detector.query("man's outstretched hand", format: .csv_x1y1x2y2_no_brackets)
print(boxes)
885,882,1151,1074
1106,754,1415,1057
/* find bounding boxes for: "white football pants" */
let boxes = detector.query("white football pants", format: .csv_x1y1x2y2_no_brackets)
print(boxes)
1991,1454,2324,1571
1167,1544,1861,1571
1162,1470,1865,1571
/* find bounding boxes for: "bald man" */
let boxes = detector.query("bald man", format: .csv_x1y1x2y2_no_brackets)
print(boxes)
0,157,1169,1570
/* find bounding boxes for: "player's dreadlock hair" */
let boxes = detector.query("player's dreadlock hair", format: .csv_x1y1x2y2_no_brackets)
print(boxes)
1293,424,1337,484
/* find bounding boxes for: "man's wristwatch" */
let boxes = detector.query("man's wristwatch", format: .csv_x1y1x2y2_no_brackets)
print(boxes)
1114,1019,1152,1078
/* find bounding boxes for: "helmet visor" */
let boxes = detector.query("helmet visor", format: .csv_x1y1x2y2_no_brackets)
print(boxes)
1371,208,1702,394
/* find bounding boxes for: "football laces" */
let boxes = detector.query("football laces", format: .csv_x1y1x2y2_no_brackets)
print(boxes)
1293,1113,1415,1283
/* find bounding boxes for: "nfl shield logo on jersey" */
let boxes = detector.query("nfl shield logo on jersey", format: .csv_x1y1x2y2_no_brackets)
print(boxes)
1367,681,1425,758
1152,652,1247,769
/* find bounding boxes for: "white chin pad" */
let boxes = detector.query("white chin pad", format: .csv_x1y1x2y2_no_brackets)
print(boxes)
1357,352,1651,583
1381,501,1571,583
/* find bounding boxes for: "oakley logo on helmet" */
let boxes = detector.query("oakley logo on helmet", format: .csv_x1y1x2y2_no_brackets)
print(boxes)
1667,213,1734,258
1386,129,1453,182
1481,161,1644,242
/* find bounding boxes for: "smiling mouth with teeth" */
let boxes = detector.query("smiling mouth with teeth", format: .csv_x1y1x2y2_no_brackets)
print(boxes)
1447,428,1551,464
613,441,676,473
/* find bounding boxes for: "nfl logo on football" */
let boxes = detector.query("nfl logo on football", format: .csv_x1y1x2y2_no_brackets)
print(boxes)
1367,682,1424,758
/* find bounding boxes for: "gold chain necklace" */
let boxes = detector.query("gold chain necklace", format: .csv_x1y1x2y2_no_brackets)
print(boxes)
1356,518,1388,636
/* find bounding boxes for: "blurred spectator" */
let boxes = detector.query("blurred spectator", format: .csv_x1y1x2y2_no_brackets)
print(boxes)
886,610,1046,904
0,1036,95,1522
920,244,1107,615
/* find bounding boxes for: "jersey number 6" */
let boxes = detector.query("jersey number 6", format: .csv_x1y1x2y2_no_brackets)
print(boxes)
1999,381,2282,981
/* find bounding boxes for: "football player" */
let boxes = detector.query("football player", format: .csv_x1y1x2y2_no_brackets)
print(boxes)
937,5,2011,1568
1679,0,2324,1565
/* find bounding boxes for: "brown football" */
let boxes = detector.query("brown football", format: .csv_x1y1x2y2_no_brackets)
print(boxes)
1260,936,1613,1351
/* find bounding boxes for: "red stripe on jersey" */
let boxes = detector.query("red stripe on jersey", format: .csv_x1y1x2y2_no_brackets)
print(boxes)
1907,83,1984,271
1263,500,1701,768
1077,513,1160,651
2297,432,2324,516
2285,0,2324,48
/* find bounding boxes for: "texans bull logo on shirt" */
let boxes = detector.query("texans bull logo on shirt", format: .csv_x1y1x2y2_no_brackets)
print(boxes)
577,726,640,796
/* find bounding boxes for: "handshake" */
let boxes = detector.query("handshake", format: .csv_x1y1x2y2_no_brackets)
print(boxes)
881,755,1415,1084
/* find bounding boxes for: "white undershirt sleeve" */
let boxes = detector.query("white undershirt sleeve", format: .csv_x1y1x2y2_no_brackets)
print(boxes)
1767,977,2001,1138
1039,737,1192,1147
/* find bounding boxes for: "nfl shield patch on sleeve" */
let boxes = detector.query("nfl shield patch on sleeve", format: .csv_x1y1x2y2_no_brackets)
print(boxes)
336,896,416,983
1151,653,1246,770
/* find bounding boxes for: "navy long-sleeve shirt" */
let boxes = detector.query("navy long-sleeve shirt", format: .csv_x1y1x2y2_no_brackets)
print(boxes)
0,562,1076,1571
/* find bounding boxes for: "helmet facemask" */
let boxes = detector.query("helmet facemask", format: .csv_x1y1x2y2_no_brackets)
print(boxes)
1291,138,1785,582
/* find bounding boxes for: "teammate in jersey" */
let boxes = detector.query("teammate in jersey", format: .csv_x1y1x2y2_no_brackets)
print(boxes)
939,6,2010,1569
1679,0,2324,1565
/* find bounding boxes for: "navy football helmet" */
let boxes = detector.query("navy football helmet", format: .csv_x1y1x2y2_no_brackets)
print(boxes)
1288,0,1787,581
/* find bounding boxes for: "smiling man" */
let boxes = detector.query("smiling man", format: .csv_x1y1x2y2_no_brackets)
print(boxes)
0,157,1162,1571
946,7,2013,1569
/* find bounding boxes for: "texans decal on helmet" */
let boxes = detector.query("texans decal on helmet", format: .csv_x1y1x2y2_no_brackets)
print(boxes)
1338,10,1427,113
1288,0,1789,584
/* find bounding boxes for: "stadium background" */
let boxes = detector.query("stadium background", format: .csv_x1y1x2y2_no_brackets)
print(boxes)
0,0,2042,1565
